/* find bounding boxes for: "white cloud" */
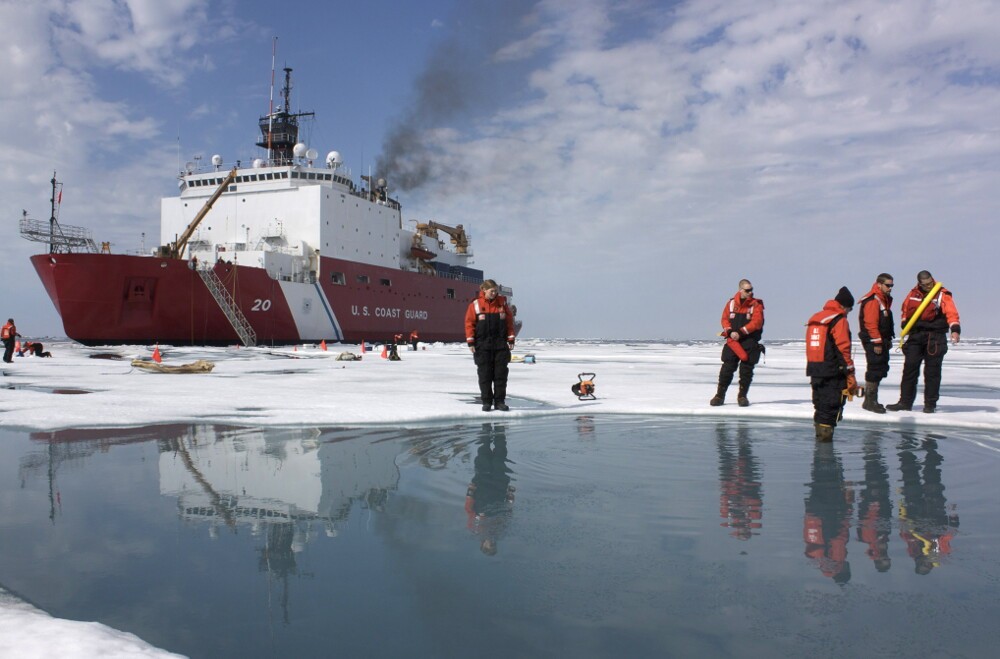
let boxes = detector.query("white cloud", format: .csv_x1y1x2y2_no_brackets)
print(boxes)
405,0,1000,337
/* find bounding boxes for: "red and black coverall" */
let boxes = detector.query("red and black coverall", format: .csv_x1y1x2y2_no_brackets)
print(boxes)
897,285,961,407
858,282,894,384
465,291,516,406
717,294,765,397
806,300,855,427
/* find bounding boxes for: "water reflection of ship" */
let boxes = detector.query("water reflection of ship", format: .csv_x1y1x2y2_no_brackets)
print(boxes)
159,426,408,543
23,425,194,524
897,434,960,575
716,423,763,540
803,442,853,584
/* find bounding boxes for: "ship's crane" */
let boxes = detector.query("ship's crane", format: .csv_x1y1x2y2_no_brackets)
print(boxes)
159,167,238,259
414,220,469,254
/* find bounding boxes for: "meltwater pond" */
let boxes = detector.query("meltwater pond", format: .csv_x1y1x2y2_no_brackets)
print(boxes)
1,416,998,658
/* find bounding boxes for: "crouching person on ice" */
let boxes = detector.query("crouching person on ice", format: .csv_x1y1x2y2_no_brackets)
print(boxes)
806,287,857,442
465,279,516,412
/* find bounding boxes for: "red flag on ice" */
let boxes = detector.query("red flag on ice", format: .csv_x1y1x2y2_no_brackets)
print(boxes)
380,345,388,359
152,345,162,363
320,339,327,351
360,339,366,354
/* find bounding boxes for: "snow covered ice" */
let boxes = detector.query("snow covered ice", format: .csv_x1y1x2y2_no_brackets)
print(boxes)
3,339,1000,431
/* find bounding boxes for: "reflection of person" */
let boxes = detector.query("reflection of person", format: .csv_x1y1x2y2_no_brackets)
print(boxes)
887,271,961,414
710,280,764,407
897,435,959,575
856,431,892,572
857,274,895,414
716,423,763,540
465,424,515,555
2,318,22,363
803,442,853,584
465,279,515,412
806,287,856,441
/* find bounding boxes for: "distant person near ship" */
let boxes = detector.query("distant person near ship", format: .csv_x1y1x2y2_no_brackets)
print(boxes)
465,279,515,412
886,271,961,414
2,318,22,363
21,341,52,358
710,279,764,407
805,287,857,442
857,273,895,414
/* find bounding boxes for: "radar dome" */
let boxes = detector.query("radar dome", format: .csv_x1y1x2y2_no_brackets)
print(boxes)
211,154,223,166
377,178,387,188
252,158,264,168
305,148,318,161
292,143,307,158
326,151,342,168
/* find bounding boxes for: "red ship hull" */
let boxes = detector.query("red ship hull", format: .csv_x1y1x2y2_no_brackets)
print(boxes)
31,253,489,346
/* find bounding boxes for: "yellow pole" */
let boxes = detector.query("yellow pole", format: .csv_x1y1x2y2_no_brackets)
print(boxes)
897,281,943,351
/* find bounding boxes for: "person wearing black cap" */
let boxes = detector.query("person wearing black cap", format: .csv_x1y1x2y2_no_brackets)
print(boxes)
805,287,857,441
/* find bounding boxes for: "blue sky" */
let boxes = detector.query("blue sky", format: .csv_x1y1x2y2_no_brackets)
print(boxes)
2,0,997,340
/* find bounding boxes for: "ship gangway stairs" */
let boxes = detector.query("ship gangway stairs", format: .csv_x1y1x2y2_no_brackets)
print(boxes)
197,267,257,347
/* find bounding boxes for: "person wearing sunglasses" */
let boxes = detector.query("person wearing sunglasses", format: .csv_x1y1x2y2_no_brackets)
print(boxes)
886,271,961,413
857,274,895,413
710,279,765,407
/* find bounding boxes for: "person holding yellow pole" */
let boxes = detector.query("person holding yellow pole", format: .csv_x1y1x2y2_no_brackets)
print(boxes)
886,271,961,413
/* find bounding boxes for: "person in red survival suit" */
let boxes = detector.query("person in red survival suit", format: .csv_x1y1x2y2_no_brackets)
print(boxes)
710,280,765,407
465,279,516,412
857,273,895,414
886,271,961,414
803,442,853,584
805,287,857,442
2,318,22,364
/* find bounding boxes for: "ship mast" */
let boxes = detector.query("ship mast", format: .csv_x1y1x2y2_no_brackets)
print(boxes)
257,67,314,165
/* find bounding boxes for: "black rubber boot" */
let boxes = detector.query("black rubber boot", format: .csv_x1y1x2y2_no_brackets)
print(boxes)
710,385,727,406
862,382,886,414
737,386,749,407
494,401,510,412
886,401,912,412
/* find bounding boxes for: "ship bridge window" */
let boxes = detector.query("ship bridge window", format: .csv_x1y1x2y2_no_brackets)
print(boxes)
280,172,288,179
380,278,391,287
307,173,316,180
330,271,345,285
291,171,300,179
446,288,455,299
356,274,370,284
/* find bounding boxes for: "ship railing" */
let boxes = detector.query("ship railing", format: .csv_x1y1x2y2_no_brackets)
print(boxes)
197,268,258,347
19,216,99,253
